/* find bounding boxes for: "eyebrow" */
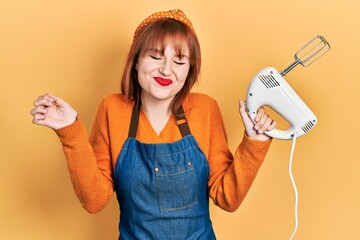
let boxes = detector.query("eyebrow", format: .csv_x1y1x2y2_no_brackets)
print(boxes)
146,48,163,54
146,48,190,59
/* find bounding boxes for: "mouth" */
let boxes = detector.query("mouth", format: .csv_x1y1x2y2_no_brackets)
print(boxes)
154,77,173,86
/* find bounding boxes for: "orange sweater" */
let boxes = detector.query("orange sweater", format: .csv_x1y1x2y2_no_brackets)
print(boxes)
55,93,271,213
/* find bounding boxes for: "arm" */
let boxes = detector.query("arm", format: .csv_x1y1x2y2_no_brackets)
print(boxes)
31,94,114,213
207,100,275,212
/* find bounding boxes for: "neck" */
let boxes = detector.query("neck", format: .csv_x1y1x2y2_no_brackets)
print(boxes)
140,94,175,135
141,95,174,116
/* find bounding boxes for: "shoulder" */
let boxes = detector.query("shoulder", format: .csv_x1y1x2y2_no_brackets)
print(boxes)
185,92,217,107
99,93,133,110
102,93,129,105
93,93,134,122
184,92,220,113
92,93,132,139
182,93,226,156
186,92,216,102
183,92,224,128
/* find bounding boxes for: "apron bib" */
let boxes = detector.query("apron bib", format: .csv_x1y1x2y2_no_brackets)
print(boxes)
113,100,216,240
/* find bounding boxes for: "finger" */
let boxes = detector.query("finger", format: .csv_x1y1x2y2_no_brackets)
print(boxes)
36,94,47,100
32,119,46,126
238,101,255,127
257,117,273,133
254,116,266,132
34,93,61,108
32,113,46,125
256,114,276,133
33,95,45,107
238,101,248,117
45,93,66,107
33,97,55,108
254,112,268,130
30,105,47,116
255,107,265,122
37,94,55,103
267,119,277,131
30,107,36,116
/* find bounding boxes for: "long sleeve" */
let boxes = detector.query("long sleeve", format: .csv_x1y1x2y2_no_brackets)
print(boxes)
200,98,271,212
55,99,114,213
54,92,271,214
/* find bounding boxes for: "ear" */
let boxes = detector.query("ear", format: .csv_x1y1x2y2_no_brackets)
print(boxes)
135,62,138,70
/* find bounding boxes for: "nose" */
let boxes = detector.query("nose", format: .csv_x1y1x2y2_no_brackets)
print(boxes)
159,59,171,76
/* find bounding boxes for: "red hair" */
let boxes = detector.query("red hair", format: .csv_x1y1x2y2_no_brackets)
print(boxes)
121,18,201,114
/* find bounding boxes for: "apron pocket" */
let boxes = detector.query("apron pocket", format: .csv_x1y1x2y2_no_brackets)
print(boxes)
155,163,198,212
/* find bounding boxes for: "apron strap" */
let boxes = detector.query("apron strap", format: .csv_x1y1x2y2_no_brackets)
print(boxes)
128,99,191,138
175,105,191,137
128,99,141,138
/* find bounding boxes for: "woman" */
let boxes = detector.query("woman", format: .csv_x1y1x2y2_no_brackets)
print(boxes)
30,9,276,239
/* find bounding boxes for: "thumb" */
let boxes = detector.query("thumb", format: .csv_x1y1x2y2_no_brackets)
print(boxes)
238,101,250,119
238,100,256,127
45,93,67,107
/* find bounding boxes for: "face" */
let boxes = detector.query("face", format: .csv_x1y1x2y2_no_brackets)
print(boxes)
136,43,190,104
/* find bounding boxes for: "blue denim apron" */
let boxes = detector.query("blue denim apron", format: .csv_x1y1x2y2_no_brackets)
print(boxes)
113,100,216,239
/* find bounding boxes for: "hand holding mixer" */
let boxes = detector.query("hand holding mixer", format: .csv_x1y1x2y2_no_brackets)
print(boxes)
246,35,330,139
245,35,330,240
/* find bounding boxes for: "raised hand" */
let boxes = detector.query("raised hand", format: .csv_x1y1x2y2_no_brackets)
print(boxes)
238,101,277,141
30,94,77,130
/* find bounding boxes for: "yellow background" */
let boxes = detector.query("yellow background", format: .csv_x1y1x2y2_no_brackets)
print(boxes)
1,0,359,239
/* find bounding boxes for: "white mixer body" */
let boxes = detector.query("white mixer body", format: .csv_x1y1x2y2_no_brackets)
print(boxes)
246,67,317,140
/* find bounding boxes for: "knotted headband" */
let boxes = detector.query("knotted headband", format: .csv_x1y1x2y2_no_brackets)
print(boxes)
133,9,195,41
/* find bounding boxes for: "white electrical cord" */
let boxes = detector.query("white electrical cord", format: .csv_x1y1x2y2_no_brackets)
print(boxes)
289,132,298,240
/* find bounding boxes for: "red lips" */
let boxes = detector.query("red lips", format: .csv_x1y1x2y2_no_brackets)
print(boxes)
154,77,173,86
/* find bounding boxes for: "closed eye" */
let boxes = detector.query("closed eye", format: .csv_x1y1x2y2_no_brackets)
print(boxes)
174,55,189,65
149,54,162,60
174,61,186,65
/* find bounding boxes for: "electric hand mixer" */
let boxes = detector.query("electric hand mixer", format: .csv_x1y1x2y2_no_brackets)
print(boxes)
245,35,330,240
246,35,330,140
